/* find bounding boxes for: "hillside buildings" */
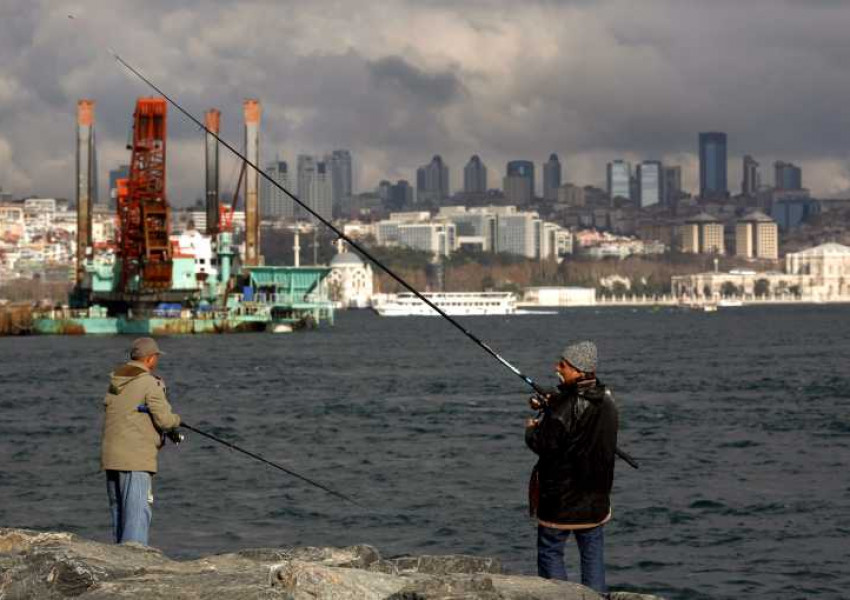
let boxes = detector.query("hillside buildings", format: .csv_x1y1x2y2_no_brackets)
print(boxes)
735,211,778,260
371,205,571,261
557,184,586,207
681,213,725,254
0,197,115,283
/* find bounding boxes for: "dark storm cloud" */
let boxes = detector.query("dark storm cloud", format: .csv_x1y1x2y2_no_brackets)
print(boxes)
368,56,463,106
4,0,850,200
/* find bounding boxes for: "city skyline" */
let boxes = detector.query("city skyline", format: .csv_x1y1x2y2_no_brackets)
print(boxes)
4,1,850,203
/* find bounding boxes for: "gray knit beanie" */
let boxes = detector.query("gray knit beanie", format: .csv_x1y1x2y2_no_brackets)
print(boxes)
561,341,597,373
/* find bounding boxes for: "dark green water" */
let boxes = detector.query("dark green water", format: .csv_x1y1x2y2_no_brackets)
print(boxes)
1,305,848,599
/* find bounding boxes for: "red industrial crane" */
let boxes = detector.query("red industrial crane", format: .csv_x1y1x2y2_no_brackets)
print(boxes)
117,98,172,291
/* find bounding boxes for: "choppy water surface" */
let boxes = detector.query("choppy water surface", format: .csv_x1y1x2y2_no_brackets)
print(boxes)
1,305,849,599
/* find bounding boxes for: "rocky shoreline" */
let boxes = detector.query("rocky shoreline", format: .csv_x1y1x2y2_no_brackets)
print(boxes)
0,527,664,599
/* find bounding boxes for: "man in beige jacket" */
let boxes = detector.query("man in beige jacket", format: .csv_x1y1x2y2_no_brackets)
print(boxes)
101,337,181,545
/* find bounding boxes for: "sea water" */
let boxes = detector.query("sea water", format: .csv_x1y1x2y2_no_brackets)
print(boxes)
1,305,848,599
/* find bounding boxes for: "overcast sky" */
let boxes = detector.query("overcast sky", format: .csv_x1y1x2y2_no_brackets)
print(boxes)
3,0,850,205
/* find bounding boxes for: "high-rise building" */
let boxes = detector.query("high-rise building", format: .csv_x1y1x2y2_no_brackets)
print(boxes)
699,132,728,199
503,160,535,205
535,220,572,260
663,166,682,207
496,211,539,258
397,222,457,257
637,161,662,208
416,155,450,204
606,160,631,201
297,155,333,223
770,191,818,230
463,155,488,194
543,154,562,201
735,211,778,260
261,161,293,219
557,183,586,207
378,180,392,204
741,155,760,197
380,179,413,211
774,161,802,190
297,154,315,210
108,165,130,210
442,208,497,251
325,150,352,217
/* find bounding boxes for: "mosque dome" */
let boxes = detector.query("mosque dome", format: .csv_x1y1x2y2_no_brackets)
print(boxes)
330,252,366,267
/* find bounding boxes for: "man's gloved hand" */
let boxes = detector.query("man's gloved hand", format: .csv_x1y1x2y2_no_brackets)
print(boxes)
164,429,185,445
529,394,548,411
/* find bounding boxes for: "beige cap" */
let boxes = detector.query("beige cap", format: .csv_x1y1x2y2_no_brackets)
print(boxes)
130,337,165,360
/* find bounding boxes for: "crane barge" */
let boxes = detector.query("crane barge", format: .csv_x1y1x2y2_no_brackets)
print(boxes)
33,98,334,335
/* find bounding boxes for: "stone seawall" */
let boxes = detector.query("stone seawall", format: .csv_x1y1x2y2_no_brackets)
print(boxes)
0,527,664,599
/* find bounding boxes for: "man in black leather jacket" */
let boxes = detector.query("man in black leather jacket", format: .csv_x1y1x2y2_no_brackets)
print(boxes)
525,341,618,594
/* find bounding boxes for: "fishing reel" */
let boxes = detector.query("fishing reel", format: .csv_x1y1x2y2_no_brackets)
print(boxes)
526,391,553,429
164,429,185,446
528,390,553,412
528,394,546,412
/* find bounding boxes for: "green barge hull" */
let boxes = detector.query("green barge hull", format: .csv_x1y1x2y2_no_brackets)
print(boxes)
32,315,272,335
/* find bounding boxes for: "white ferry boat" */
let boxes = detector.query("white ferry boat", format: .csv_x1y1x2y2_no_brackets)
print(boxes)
372,292,517,317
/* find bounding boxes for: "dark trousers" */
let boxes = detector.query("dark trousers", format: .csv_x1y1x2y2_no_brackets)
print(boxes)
537,524,606,593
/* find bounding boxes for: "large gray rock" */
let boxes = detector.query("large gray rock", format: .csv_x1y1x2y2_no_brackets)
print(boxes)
0,527,664,600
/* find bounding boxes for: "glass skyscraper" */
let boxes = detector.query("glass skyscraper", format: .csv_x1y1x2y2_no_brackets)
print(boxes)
637,161,662,208
606,160,631,201
741,155,760,197
261,161,293,219
327,149,353,217
416,155,450,204
463,155,488,194
699,132,728,199
504,160,535,205
542,153,561,201
774,161,802,190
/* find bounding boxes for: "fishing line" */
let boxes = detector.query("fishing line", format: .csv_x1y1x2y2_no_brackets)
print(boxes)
136,404,361,506
181,422,363,508
96,35,637,469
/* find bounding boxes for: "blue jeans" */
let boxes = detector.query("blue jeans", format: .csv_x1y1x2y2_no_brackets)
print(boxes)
106,470,153,545
537,524,606,593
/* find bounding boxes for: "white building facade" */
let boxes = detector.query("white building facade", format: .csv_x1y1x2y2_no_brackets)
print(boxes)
327,251,374,308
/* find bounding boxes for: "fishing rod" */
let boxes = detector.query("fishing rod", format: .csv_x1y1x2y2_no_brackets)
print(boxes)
111,51,638,470
138,405,361,506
